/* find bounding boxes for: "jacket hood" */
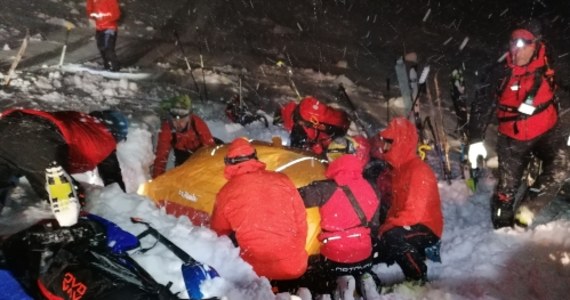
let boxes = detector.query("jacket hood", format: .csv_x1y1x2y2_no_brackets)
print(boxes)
380,117,418,168
325,154,365,185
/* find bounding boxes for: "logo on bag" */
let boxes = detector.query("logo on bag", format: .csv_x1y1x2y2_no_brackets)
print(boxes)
62,272,87,300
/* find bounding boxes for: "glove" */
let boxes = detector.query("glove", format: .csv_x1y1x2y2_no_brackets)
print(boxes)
467,141,487,169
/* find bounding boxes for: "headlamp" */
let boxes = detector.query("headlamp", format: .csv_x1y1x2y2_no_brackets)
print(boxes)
511,38,534,49
224,151,258,165
170,108,191,119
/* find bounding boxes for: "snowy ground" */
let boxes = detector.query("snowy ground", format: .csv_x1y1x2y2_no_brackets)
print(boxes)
1,1,570,299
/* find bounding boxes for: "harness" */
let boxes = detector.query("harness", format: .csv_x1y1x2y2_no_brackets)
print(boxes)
321,185,378,237
497,64,557,134
292,106,346,144
167,115,196,146
340,185,369,227
167,116,198,165
318,184,379,264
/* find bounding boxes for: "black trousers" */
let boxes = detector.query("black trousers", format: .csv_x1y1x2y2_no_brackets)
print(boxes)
495,122,570,201
95,29,119,71
374,224,439,282
272,254,376,295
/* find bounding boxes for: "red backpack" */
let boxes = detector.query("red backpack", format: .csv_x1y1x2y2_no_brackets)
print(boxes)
318,186,376,264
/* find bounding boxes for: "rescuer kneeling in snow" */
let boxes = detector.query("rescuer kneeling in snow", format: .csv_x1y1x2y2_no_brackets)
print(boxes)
210,137,308,280
374,117,443,285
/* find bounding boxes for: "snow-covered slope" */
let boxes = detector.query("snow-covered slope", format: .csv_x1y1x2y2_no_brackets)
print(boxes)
1,1,569,299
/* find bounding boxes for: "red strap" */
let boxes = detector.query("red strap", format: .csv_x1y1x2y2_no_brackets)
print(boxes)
37,279,65,300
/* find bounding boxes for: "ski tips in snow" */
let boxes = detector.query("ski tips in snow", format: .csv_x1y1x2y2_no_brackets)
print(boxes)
45,162,80,227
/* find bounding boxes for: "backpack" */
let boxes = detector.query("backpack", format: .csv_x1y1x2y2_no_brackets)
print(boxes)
1,218,177,300
318,186,376,264
293,97,350,139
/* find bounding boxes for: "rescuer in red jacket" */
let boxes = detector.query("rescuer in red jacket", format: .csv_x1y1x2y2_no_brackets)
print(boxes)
210,138,308,280
280,96,350,155
290,135,382,297
152,95,215,178
375,117,443,284
86,0,121,71
0,109,127,226
466,20,570,228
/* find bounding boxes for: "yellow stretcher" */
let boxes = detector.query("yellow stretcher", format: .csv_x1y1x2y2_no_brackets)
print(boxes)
138,139,327,255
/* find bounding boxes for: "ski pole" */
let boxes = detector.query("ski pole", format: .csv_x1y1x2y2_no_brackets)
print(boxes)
337,83,370,137
199,53,209,101
407,65,431,119
434,74,452,185
276,60,302,100
386,77,391,122
173,29,202,101
3,30,30,87
58,23,73,67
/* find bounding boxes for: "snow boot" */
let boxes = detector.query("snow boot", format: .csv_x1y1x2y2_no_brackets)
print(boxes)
45,162,80,227
396,249,428,284
335,275,355,300
359,272,382,299
491,193,515,229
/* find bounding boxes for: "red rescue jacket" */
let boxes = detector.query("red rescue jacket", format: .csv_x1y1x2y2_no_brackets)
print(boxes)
86,0,121,31
497,43,557,140
211,159,308,280
281,97,349,154
152,115,215,178
1,109,117,174
300,155,380,264
322,155,379,263
379,118,443,238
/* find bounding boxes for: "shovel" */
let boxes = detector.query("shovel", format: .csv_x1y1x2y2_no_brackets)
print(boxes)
131,217,219,300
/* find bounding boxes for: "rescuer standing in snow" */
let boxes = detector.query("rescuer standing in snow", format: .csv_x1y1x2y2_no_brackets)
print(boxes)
86,0,121,71
466,19,570,229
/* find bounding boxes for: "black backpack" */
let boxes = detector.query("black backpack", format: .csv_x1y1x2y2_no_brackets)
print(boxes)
1,218,178,300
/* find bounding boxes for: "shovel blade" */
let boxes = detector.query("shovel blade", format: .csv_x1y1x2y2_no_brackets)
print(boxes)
182,261,219,299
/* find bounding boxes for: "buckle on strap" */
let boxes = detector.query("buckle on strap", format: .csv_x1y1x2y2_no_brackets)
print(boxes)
498,99,554,123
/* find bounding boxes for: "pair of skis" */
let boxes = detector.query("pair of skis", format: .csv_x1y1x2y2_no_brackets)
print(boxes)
398,59,453,184
450,67,481,191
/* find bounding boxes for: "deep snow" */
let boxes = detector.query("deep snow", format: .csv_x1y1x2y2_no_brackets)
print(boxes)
1,0,570,299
